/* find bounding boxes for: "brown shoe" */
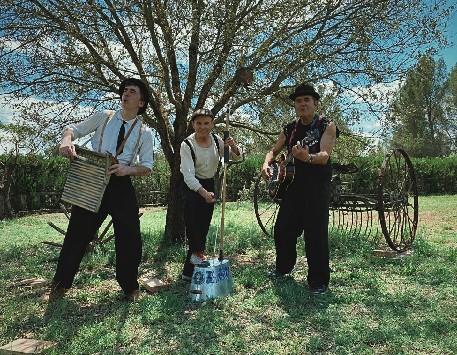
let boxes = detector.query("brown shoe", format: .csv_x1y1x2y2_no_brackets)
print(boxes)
125,289,141,302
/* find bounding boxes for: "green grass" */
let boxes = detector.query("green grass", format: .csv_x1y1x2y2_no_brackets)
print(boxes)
0,197,456,354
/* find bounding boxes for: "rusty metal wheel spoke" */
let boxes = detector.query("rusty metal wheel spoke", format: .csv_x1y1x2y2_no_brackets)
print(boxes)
253,174,279,237
378,149,418,251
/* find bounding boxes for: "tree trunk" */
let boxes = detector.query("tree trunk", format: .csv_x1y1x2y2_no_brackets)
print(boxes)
0,162,15,220
164,161,186,244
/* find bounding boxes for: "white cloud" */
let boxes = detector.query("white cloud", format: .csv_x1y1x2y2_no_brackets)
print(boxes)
344,80,401,134
2,39,21,52
350,80,401,105
0,94,19,154
0,92,98,154
0,93,15,125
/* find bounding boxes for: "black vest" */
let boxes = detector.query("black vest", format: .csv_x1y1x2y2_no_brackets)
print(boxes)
283,115,335,179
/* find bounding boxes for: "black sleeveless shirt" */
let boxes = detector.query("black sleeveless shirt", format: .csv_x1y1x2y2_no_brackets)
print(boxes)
283,114,336,181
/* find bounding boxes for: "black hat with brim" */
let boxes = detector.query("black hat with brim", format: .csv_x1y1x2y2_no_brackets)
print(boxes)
119,78,150,115
289,84,320,101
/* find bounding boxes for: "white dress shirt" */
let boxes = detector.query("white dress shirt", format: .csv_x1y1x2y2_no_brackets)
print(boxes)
66,110,154,170
180,132,242,191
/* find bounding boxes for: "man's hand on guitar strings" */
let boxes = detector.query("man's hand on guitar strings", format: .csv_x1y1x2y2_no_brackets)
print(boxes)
292,140,310,162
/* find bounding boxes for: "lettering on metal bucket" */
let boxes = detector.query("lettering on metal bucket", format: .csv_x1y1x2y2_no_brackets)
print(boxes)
192,266,231,285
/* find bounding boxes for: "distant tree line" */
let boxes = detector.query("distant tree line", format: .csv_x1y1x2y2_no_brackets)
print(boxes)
385,54,457,157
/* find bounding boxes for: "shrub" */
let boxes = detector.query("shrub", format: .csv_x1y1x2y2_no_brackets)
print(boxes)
2,152,456,214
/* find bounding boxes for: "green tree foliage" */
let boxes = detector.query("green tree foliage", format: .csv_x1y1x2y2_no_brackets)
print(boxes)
448,65,457,107
0,122,37,155
444,64,457,151
387,54,452,157
0,0,453,242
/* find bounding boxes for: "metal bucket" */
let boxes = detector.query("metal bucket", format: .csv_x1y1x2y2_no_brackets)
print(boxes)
189,258,233,301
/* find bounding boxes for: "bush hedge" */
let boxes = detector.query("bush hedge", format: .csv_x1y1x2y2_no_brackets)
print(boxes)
1,152,456,213
413,156,457,195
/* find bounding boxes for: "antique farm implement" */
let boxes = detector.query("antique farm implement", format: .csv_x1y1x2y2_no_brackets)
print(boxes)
253,148,418,252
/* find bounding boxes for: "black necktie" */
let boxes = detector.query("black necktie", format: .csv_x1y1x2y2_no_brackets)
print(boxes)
116,121,126,154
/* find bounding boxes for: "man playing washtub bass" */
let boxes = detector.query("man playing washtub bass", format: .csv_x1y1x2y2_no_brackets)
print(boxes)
261,83,338,295
46,78,154,302
180,108,242,281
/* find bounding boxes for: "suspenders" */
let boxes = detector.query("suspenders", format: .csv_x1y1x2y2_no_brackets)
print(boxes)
98,110,144,165
182,133,222,178
183,132,220,164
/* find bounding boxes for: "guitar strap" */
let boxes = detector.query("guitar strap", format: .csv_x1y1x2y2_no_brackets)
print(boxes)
288,115,319,151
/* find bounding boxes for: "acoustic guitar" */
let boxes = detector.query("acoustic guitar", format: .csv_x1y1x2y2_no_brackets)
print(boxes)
268,129,319,201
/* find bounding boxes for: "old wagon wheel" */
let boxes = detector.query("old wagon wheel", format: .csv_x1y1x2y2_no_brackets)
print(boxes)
253,174,279,237
378,148,418,251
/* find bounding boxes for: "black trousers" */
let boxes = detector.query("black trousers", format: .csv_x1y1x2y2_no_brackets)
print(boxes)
53,175,142,294
182,178,215,278
273,170,331,288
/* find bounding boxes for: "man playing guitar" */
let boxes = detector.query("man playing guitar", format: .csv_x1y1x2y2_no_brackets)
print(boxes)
261,83,338,295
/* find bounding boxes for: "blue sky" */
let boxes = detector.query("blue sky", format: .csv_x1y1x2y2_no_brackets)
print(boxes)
343,0,457,141
436,1,457,70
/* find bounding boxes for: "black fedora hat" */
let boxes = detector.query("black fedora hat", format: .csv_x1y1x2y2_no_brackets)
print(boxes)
289,83,320,101
119,78,150,115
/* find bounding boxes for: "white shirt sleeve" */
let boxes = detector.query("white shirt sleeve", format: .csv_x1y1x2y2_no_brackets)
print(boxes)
180,141,202,192
136,127,154,170
65,111,107,139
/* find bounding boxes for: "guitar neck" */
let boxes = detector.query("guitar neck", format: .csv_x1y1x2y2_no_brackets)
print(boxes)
284,151,294,165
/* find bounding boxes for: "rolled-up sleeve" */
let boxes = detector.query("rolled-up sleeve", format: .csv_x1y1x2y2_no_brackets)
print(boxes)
64,111,106,139
231,147,243,161
216,136,243,162
180,142,202,192
137,128,154,170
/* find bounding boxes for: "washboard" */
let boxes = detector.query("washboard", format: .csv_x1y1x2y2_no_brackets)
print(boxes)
61,145,116,212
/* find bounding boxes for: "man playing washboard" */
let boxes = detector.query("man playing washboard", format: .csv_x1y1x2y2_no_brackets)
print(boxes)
47,78,153,302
